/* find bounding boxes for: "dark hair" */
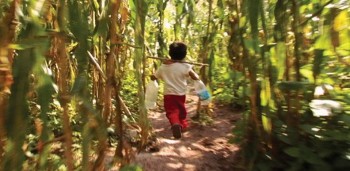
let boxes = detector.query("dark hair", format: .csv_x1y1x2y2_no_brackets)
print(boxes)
169,42,187,60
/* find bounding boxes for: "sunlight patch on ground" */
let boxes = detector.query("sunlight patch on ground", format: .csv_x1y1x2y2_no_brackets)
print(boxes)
191,143,210,152
149,111,163,118
166,162,196,171
161,138,181,144
153,127,165,133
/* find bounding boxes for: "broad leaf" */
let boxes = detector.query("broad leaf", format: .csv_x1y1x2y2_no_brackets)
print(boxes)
284,147,300,157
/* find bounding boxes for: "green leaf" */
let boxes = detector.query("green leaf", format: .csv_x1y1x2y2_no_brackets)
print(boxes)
239,16,247,28
68,0,90,40
314,26,333,51
311,164,332,171
9,38,48,50
257,162,272,171
313,49,325,80
277,81,310,91
300,145,325,165
277,134,294,145
284,147,300,157
334,157,350,169
94,8,109,38
317,148,334,158
323,130,348,141
260,79,269,106
339,115,350,126
301,64,314,83
274,42,286,80
262,115,271,133
92,0,100,9
300,124,318,135
247,0,260,52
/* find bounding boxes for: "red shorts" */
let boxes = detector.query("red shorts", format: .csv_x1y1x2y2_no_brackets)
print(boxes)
163,95,188,129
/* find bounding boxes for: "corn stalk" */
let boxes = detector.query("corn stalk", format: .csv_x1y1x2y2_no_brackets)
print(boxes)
241,0,264,168
67,1,104,170
156,0,169,57
132,0,150,150
105,0,122,159
53,1,74,170
0,0,18,161
195,0,215,119
2,0,52,169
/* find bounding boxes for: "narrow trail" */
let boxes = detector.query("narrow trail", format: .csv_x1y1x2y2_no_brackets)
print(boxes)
134,95,242,171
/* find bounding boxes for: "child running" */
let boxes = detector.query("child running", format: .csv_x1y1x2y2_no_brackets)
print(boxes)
151,42,199,139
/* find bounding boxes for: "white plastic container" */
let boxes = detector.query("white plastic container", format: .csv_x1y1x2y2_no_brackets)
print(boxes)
145,80,159,109
194,80,211,106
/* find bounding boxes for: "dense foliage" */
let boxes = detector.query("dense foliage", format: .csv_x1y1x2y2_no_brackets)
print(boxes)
0,0,349,171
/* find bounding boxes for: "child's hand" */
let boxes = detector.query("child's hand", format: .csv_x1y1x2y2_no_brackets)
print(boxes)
189,70,199,80
150,75,157,81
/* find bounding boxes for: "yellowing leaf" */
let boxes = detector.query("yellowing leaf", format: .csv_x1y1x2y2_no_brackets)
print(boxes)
260,88,268,106
334,11,349,31
301,65,314,83
262,115,272,134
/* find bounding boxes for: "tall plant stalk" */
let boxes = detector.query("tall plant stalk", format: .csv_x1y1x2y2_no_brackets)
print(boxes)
156,0,169,57
289,0,302,128
291,0,301,82
106,0,122,159
0,0,18,161
3,4,51,169
243,0,264,168
195,0,215,117
56,0,74,170
133,0,150,150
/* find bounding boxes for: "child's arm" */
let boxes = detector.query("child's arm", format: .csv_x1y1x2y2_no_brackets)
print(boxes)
189,70,199,80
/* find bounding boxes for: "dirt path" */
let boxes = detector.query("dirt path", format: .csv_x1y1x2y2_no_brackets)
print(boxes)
134,95,241,171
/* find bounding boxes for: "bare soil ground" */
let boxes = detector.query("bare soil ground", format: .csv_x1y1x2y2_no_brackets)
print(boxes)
133,95,242,171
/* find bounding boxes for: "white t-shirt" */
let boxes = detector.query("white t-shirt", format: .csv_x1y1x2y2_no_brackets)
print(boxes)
154,63,192,95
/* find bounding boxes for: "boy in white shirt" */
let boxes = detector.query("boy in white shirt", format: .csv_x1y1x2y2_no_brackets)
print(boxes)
151,42,199,139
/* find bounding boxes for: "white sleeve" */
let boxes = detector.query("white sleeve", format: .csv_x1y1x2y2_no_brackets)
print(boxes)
185,64,193,75
154,66,162,79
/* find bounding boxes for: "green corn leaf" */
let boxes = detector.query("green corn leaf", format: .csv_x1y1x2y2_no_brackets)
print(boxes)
186,0,195,25
277,81,310,91
276,42,286,80
313,49,325,81
133,0,150,150
4,22,43,170
278,134,293,145
284,147,300,157
339,115,350,126
262,115,271,133
260,79,270,106
4,50,33,171
32,44,54,170
247,0,260,52
300,145,325,165
301,64,314,83
68,0,90,95
68,0,90,41
9,37,49,50
300,124,318,135
129,0,136,21
93,7,109,39
92,0,100,10
314,26,333,51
